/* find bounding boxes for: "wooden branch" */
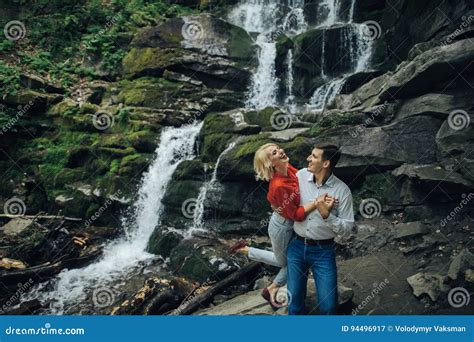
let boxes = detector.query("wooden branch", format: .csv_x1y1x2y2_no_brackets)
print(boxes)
168,261,262,316
0,214,82,221
0,248,102,286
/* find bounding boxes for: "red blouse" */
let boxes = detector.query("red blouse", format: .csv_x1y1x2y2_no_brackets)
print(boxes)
267,164,306,222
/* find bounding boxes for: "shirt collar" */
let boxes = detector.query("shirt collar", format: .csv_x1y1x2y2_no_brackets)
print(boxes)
306,169,335,188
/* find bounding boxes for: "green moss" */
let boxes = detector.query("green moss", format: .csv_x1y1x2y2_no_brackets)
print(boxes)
122,48,185,78
307,111,364,137
243,107,280,130
201,133,233,162
118,77,180,107
352,173,399,212
201,112,234,135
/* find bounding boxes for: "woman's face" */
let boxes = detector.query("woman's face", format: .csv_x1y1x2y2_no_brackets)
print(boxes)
265,145,289,169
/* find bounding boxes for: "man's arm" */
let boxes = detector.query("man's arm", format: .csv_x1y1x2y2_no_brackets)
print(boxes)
324,189,355,238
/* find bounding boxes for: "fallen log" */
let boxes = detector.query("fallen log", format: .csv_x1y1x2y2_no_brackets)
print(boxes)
169,261,262,316
111,277,195,315
0,214,82,221
0,248,102,286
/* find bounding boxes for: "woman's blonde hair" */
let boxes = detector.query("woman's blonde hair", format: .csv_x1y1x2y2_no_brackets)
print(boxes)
254,143,277,182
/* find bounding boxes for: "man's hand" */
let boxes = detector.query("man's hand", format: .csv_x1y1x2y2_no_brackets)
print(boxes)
314,194,338,219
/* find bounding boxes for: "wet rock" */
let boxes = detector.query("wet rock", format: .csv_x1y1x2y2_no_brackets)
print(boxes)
1,218,34,237
19,73,64,94
407,272,450,301
169,238,245,282
269,128,309,142
448,249,474,281
392,164,473,195
394,222,430,240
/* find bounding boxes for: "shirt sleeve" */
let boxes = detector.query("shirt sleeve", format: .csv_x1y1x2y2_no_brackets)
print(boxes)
324,189,355,238
274,185,306,222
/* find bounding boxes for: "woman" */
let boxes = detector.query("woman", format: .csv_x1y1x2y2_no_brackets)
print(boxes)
228,143,334,309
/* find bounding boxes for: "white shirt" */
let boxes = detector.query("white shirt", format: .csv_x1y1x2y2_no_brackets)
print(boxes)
293,168,355,240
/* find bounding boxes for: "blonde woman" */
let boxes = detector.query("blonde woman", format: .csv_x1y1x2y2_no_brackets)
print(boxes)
229,143,335,309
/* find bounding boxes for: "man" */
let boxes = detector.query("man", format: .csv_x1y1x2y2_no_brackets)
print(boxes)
287,144,355,315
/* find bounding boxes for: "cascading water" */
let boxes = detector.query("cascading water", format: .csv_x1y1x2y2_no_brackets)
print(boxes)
228,0,307,111
190,142,237,235
308,0,373,112
20,122,203,314
284,49,297,113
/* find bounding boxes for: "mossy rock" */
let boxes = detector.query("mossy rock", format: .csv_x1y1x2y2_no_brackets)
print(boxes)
98,146,136,158
243,107,281,131
169,238,241,282
172,159,205,181
200,112,235,136
122,48,185,78
161,179,203,209
128,130,157,153
147,229,183,257
352,172,402,213
201,132,234,162
118,77,182,108
306,111,365,137
118,153,152,177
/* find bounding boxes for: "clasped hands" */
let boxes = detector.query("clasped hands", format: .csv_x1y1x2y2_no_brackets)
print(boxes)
314,193,338,219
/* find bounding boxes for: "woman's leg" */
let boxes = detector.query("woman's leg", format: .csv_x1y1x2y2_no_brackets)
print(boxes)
269,223,294,286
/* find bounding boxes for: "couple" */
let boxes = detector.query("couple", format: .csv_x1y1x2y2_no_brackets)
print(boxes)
229,143,354,315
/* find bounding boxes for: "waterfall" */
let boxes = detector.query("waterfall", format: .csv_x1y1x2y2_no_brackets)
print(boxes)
229,0,307,111
308,77,346,111
190,142,237,235
308,0,373,112
284,49,296,113
20,122,203,314
246,34,279,109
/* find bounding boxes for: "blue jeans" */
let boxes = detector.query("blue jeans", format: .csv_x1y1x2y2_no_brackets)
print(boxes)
287,237,338,315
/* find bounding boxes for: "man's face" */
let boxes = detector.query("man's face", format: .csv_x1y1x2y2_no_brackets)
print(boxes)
307,148,328,174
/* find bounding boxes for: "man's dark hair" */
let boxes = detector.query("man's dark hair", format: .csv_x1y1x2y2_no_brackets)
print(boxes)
314,144,341,170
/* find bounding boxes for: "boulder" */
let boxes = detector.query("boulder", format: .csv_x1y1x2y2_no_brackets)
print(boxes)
407,272,450,302
1,218,34,237
196,280,353,315
448,249,474,281
2,89,63,113
347,39,474,109
394,221,430,240
131,14,255,61
169,238,246,282
392,164,473,195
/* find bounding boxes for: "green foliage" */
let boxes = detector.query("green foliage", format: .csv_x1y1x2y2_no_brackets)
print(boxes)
0,61,21,95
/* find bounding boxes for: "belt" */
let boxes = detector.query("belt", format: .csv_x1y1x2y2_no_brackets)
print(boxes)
296,234,334,246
